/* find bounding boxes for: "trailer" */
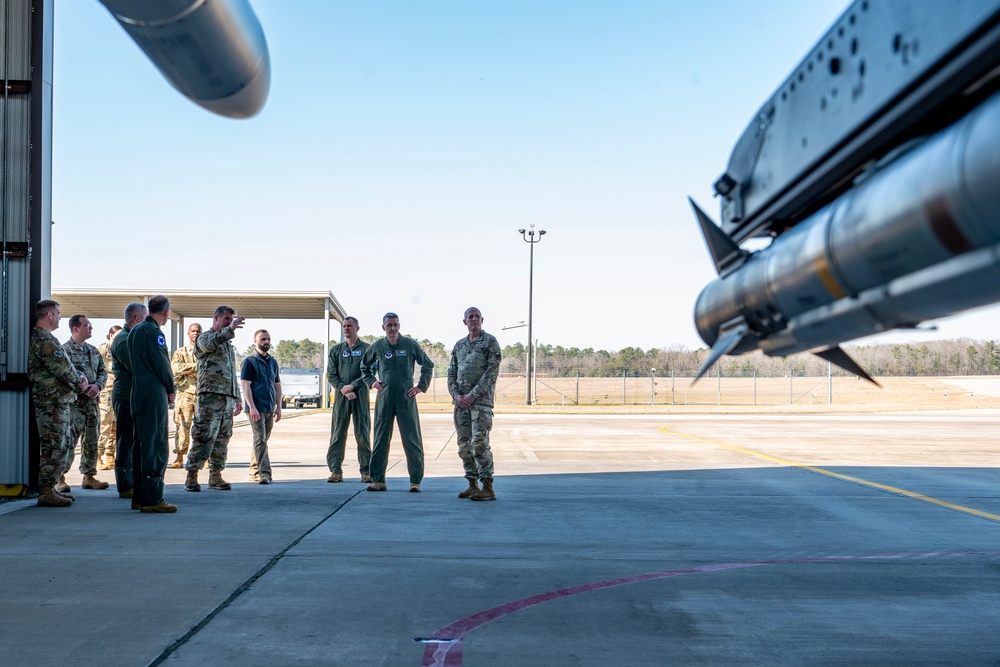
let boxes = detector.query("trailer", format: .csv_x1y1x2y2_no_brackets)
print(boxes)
280,368,323,408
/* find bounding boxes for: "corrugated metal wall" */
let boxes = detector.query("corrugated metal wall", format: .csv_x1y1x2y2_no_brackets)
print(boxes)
1,0,51,492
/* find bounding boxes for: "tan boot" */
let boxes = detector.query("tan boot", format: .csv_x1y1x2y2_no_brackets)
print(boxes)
96,458,110,471
37,487,72,507
184,470,201,492
458,479,480,499
208,469,231,491
54,474,71,493
470,479,496,501
81,474,110,490
140,500,178,513
168,453,185,469
107,454,115,469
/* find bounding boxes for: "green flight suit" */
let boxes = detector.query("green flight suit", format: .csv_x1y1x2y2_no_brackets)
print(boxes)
326,339,372,476
360,336,433,485
110,325,136,493
128,316,175,506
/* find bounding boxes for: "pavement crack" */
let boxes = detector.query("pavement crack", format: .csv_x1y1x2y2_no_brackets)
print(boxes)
146,489,364,666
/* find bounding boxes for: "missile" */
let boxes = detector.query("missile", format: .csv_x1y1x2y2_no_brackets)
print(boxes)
692,87,1000,383
97,0,270,118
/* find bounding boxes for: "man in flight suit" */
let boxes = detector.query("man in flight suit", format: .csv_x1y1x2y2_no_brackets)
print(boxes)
360,312,434,493
326,316,372,484
127,295,177,513
110,302,148,502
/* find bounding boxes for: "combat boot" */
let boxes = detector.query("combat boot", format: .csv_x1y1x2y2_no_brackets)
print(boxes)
458,479,480,499
168,453,185,469
37,487,72,507
470,479,496,501
185,470,201,492
54,474,71,493
208,469,231,491
106,453,115,469
327,472,343,483
81,474,110,490
140,500,178,513
97,458,110,471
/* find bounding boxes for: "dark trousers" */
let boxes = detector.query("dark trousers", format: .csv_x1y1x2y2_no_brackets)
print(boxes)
112,398,135,494
370,386,424,485
134,397,169,506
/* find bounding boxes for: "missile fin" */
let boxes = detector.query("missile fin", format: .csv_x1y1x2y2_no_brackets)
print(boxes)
813,346,881,387
694,324,748,383
689,197,746,276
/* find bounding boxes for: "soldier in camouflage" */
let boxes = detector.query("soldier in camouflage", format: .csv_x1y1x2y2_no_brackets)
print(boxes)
169,322,202,468
62,314,110,491
185,305,244,492
447,307,502,501
28,300,90,507
97,325,121,470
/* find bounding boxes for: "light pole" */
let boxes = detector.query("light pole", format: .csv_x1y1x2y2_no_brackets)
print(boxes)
519,225,546,405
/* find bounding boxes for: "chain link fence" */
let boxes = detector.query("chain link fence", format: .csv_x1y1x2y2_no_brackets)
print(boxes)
415,368,989,407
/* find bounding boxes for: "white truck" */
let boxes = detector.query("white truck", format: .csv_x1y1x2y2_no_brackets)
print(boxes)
280,368,323,409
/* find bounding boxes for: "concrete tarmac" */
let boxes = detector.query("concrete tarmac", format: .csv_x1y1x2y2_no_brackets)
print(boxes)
2,409,999,665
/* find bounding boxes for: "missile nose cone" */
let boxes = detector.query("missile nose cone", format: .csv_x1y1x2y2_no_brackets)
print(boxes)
198,51,271,119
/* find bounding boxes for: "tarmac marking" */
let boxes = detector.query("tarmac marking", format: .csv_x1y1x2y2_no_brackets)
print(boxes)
657,425,1000,524
418,551,1000,667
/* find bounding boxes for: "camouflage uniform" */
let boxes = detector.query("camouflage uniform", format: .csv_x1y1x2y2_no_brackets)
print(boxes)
62,340,107,476
187,327,239,471
97,341,117,466
360,336,434,485
326,339,371,477
447,331,501,482
28,327,83,488
170,344,198,457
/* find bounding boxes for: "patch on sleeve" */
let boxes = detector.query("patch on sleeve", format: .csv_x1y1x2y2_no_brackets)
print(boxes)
157,334,166,347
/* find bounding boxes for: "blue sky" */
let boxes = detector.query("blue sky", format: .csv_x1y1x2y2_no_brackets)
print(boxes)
50,0,1000,353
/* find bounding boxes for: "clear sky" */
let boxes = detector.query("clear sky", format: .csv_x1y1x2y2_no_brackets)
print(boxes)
50,0,1000,354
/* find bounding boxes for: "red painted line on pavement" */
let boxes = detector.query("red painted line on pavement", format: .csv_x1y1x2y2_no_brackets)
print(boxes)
420,551,1000,667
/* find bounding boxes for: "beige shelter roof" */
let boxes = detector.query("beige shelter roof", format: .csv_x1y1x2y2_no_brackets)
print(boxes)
50,289,346,409
50,288,347,322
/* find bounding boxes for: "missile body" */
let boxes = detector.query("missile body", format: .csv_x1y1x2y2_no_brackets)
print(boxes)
97,0,270,118
694,88,1000,377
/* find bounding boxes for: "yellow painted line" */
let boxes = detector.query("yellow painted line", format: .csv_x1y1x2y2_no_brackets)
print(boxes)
658,425,1000,524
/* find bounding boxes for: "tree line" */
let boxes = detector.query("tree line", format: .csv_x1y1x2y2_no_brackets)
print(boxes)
237,336,1000,378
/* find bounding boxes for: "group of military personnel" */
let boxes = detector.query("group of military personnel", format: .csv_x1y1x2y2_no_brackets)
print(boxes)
326,308,501,500
27,299,502,509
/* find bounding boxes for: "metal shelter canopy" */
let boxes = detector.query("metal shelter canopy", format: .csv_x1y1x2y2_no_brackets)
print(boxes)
50,288,347,322
50,289,347,408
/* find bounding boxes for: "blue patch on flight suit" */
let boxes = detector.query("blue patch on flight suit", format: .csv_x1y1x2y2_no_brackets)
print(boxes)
396,350,407,356
352,350,362,356
157,335,166,347
384,351,393,359
343,350,350,357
